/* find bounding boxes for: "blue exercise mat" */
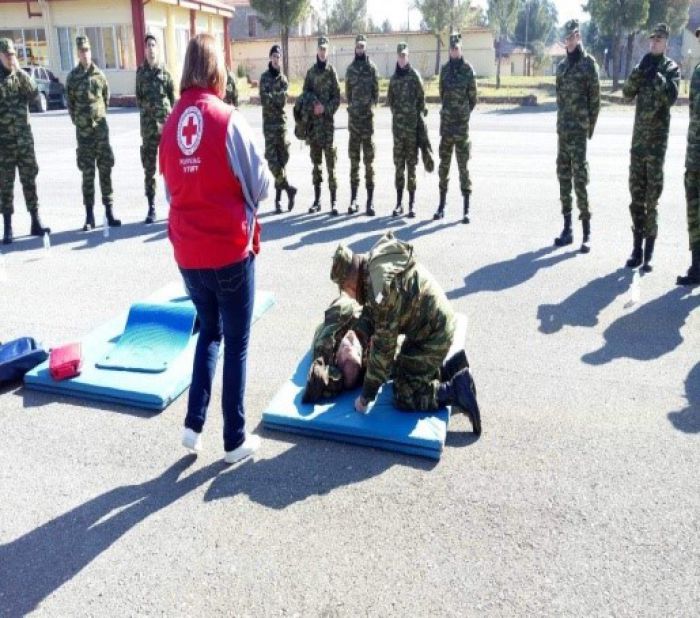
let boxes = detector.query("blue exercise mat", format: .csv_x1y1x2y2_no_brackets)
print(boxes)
24,282,275,410
262,313,468,460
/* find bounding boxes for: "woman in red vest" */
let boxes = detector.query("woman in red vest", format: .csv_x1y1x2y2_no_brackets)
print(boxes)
160,34,270,464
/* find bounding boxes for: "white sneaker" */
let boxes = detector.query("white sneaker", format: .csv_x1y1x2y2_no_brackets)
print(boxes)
182,427,202,453
224,434,260,464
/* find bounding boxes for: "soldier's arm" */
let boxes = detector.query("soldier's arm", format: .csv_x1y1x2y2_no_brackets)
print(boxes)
326,68,340,116
372,64,379,106
415,71,426,114
387,78,394,109
468,67,477,112
588,61,601,138
361,296,400,402
18,69,38,104
231,78,239,107
622,68,642,100
658,62,680,107
66,74,77,122
345,67,352,106
135,70,144,109
102,74,110,109
166,72,175,107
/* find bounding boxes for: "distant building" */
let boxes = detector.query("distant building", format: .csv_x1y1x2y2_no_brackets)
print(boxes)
229,0,315,40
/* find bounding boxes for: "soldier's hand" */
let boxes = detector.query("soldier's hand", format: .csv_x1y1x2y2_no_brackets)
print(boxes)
354,395,369,414
422,108,428,117
314,102,324,116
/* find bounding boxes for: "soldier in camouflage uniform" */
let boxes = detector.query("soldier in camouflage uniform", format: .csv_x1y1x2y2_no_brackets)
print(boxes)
554,19,600,253
678,27,700,286
434,33,477,224
135,34,174,224
224,71,238,107
303,36,341,214
622,23,679,272
259,44,296,213
387,43,425,218
66,35,121,231
345,34,379,216
330,233,481,434
0,38,50,244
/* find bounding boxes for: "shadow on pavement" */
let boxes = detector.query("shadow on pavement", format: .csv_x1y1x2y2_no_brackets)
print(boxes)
667,361,700,433
203,432,437,509
483,101,557,115
0,456,225,618
447,245,578,299
582,287,700,365
537,268,634,334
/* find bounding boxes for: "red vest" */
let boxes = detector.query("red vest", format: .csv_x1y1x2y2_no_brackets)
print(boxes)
160,87,258,269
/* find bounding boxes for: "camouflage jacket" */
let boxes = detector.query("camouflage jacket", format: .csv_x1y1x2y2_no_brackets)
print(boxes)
0,64,37,142
556,45,600,137
439,57,477,136
302,58,340,129
360,232,455,402
623,53,679,151
387,63,425,137
135,61,174,124
224,72,238,107
259,64,288,129
686,62,700,170
66,62,110,129
345,54,379,118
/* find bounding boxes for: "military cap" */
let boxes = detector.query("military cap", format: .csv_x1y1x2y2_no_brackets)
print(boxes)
330,244,354,286
0,38,16,55
355,34,367,46
397,42,408,55
318,35,329,49
563,19,579,36
269,43,281,56
144,33,157,45
449,33,462,49
649,23,670,39
76,35,91,50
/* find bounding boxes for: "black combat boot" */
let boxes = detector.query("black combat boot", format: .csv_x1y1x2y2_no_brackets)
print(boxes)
365,185,375,217
82,205,96,232
433,190,446,220
437,367,481,435
408,190,416,218
144,197,156,224
440,350,469,382
554,214,573,246
274,187,283,214
392,187,404,217
309,184,321,213
580,219,591,254
285,181,297,211
348,185,359,214
330,187,338,216
641,236,656,273
105,203,121,227
626,230,643,268
2,212,13,245
462,193,470,224
30,210,50,236
676,247,700,286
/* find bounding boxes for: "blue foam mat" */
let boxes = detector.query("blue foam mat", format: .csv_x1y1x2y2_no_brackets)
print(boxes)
262,314,468,460
24,282,275,410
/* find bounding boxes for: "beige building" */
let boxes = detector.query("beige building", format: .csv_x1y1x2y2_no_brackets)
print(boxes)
232,28,496,80
0,0,235,96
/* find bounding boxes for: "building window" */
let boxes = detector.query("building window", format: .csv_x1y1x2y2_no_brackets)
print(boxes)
57,25,136,71
175,28,190,66
0,28,48,65
247,15,257,38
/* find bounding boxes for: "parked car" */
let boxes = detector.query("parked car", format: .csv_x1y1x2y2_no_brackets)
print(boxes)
21,66,66,113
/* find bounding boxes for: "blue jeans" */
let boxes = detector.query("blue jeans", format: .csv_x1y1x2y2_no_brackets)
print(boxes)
179,255,255,452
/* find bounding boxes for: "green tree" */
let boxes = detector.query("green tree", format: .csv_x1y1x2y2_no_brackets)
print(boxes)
327,0,367,35
250,0,311,76
514,0,558,47
647,0,691,32
414,0,472,75
488,0,519,88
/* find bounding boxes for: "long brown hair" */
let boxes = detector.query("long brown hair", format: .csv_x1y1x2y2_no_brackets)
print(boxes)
179,33,226,97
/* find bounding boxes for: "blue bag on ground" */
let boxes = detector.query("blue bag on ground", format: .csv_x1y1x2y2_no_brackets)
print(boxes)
0,338,48,384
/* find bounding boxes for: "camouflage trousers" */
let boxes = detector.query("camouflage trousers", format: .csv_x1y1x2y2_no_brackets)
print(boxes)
140,117,162,201
309,136,337,191
348,116,375,189
628,151,666,237
393,132,418,192
684,169,700,250
264,127,290,189
392,328,454,411
438,134,471,194
76,119,114,207
557,133,590,220
0,134,39,215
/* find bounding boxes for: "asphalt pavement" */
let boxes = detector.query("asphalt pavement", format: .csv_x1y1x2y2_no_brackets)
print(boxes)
0,103,698,616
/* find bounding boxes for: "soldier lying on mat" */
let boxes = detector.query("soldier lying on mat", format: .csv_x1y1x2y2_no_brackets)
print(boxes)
330,232,481,434
302,294,373,403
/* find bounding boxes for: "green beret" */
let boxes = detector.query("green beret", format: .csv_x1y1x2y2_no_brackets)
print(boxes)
331,244,354,287
649,23,670,39
564,19,579,36
76,35,91,50
397,42,408,55
0,38,16,55
318,35,329,48
449,33,462,49
355,34,367,46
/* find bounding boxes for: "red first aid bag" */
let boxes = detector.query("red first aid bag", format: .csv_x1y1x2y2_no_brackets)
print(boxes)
49,343,83,381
